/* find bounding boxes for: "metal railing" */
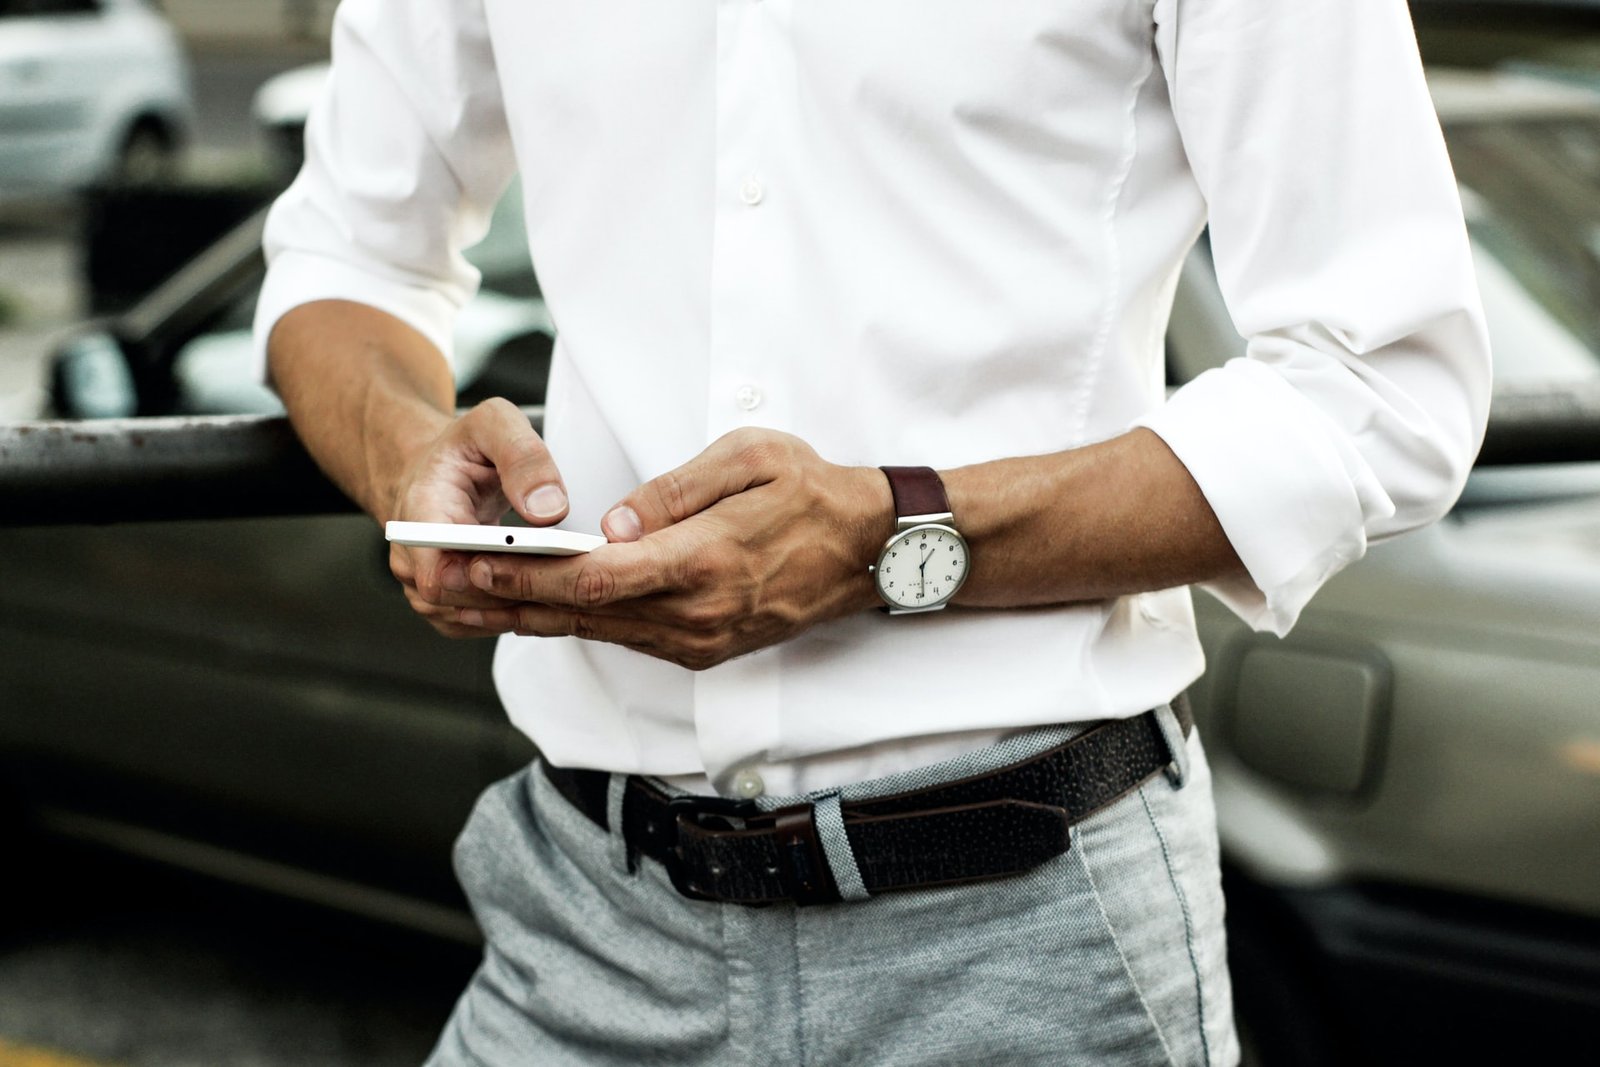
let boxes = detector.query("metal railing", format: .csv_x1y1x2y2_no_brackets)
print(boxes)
0,400,1594,528
1479,385,1600,469
0,407,544,527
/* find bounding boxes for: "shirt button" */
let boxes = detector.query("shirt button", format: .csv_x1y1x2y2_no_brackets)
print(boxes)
740,176,764,206
732,768,766,799
735,384,763,411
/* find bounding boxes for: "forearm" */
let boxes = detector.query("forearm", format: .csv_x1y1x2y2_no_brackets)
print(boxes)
267,299,457,524
939,428,1245,609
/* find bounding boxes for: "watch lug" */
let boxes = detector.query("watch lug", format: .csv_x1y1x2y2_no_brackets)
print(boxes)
896,511,955,533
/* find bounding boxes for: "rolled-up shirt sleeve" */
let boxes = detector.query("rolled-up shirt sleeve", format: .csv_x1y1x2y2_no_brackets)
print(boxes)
1135,0,1493,635
251,0,516,377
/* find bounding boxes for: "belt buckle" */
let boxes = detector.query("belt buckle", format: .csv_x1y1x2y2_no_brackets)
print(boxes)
662,793,760,902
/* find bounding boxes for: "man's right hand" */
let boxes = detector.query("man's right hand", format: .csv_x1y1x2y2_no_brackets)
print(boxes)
268,301,569,640
385,398,570,638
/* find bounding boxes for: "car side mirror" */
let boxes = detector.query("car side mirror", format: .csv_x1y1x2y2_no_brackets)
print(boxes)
49,330,138,420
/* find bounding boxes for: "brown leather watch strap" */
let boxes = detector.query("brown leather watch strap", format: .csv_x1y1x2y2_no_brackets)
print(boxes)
879,466,951,519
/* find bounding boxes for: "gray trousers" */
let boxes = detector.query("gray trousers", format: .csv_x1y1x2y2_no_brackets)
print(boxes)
426,715,1240,1066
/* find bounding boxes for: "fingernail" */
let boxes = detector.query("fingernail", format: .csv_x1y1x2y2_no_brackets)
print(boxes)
441,562,468,592
460,609,484,628
527,484,568,519
604,505,642,542
470,561,494,589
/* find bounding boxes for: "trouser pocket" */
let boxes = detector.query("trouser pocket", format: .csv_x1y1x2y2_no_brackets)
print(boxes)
1074,734,1238,1067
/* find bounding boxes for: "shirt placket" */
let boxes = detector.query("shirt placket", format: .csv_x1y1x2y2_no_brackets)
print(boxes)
695,0,788,797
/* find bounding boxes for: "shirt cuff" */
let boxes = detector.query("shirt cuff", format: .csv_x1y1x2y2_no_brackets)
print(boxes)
1134,358,1383,636
251,248,461,386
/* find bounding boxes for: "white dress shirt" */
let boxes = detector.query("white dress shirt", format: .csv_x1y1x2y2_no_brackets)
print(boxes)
254,0,1490,797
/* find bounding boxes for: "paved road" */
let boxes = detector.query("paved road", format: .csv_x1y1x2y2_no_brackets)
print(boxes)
0,840,475,1067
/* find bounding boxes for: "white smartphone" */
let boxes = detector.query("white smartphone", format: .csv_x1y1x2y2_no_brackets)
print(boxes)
385,521,606,556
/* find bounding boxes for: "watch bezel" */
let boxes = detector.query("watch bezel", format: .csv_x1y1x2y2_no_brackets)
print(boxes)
870,520,969,614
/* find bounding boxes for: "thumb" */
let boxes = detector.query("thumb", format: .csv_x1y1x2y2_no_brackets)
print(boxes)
601,429,783,542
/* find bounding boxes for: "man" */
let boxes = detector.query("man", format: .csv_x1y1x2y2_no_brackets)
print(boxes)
255,1,1489,1063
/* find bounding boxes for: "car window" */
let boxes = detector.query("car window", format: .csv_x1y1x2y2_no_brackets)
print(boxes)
1468,226,1597,385
0,0,100,17
1416,8,1600,76
465,181,538,298
1450,115,1600,387
1168,108,1600,397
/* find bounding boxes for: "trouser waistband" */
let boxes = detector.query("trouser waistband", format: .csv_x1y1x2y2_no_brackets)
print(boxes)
542,696,1193,906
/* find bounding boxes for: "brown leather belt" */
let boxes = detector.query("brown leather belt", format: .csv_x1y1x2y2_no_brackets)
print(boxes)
542,696,1192,907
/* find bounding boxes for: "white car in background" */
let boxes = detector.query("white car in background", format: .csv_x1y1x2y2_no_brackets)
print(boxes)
252,59,325,180
0,0,192,192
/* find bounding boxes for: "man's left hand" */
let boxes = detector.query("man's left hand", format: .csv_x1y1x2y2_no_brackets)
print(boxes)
458,428,892,670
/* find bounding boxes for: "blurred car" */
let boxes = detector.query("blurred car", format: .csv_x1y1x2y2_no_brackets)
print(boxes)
51,181,553,421
1171,69,1600,1065
46,58,548,419
4,7,1600,1064
0,0,192,192
3,174,555,944
251,60,325,181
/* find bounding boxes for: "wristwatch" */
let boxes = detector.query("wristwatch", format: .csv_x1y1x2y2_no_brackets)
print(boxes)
870,466,970,614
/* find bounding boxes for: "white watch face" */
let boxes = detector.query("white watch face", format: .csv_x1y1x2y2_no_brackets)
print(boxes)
874,524,969,611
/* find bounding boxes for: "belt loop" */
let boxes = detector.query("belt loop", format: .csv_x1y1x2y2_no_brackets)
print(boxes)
1155,704,1191,788
606,774,637,875
811,792,870,902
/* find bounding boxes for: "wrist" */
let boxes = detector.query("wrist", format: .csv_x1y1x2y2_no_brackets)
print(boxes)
844,464,897,612
369,402,455,525
269,299,459,527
